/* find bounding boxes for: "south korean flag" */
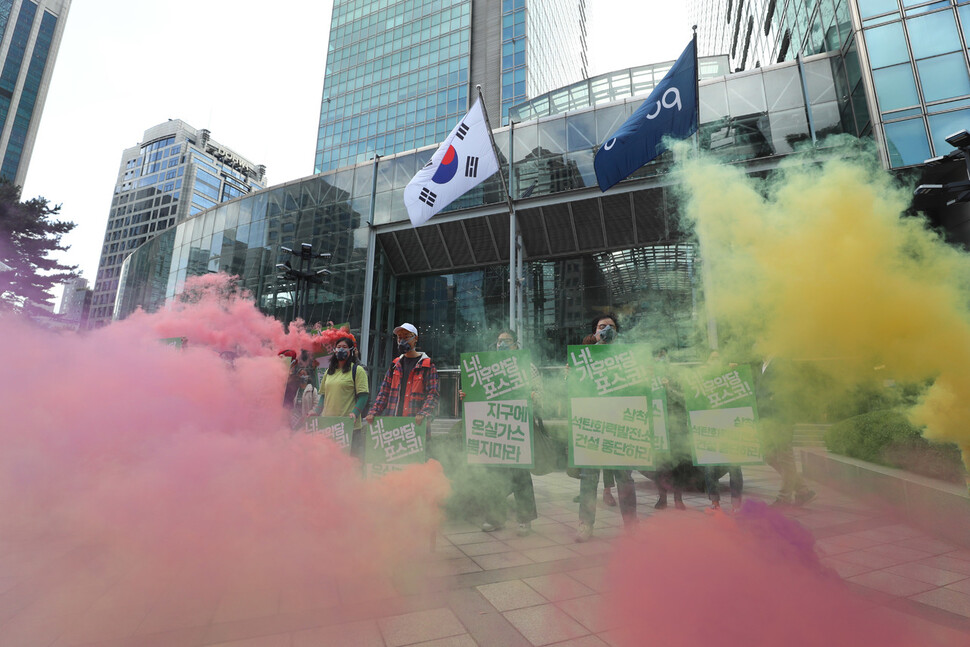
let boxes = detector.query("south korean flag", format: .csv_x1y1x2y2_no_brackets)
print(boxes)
404,98,500,227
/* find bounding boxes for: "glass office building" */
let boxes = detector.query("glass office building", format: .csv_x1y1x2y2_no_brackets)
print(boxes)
314,0,588,174
690,0,970,170
118,51,863,415
0,0,70,187
89,120,266,328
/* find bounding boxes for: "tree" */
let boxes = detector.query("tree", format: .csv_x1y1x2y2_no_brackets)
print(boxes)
0,180,77,313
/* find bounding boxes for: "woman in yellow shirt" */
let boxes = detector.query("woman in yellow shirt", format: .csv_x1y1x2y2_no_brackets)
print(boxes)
311,336,370,459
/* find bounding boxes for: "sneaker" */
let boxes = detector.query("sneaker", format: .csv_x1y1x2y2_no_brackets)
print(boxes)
794,489,817,506
674,499,687,511
574,522,593,543
732,496,743,512
516,522,532,537
603,489,617,507
654,496,668,510
705,500,721,515
481,521,504,532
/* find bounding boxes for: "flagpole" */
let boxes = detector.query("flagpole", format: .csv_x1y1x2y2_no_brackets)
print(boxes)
476,85,519,334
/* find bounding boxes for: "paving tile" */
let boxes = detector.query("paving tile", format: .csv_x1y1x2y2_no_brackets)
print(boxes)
204,633,292,647
412,635,478,647
847,571,938,597
476,580,547,611
945,550,970,562
918,556,970,577
945,579,970,596
566,541,613,557
910,588,970,619
820,533,884,550
460,541,516,557
431,546,466,560
837,549,912,570
293,619,384,647
504,536,557,551
885,563,969,587
212,590,280,624
895,538,959,556
502,603,590,646
820,557,874,579
378,607,466,647
814,538,856,557
864,543,933,563
424,557,483,578
544,636,609,646
566,567,607,593
522,546,578,564
472,551,534,571
523,574,595,602
447,532,500,547
556,596,613,633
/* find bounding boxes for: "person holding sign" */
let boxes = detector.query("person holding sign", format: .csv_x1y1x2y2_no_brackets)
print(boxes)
365,323,440,428
460,330,540,537
309,336,370,459
574,314,638,543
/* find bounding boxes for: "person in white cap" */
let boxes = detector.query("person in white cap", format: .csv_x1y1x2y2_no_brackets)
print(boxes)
365,323,440,426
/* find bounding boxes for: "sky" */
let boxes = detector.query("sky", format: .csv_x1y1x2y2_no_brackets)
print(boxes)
21,1,691,304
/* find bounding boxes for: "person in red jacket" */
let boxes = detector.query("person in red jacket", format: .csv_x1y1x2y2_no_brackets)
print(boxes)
365,323,440,427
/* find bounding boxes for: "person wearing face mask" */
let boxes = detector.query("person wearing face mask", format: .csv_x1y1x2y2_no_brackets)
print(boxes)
575,313,638,543
460,330,541,536
365,323,440,430
297,369,319,418
309,336,370,459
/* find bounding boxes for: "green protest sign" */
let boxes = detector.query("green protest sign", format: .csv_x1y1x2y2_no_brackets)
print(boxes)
159,337,186,348
567,344,655,469
461,349,534,467
303,416,352,450
364,416,427,477
685,364,763,465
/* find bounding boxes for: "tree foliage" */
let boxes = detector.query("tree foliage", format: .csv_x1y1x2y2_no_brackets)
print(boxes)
0,180,77,312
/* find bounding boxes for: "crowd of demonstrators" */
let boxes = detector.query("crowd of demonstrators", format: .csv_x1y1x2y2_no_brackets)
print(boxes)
461,329,539,537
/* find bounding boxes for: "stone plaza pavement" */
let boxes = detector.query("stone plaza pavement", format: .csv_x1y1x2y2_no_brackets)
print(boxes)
2,466,970,646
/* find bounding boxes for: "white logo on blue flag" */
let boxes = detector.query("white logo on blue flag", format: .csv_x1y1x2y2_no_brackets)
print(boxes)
594,38,698,192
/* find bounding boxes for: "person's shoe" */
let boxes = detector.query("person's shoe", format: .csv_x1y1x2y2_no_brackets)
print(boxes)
654,495,668,510
603,488,617,507
481,521,504,532
771,496,792,507
574,522,593,543
674,492,686,510
516,522,532,537
732,496,743,512
794,489,817,506
705,500,721,515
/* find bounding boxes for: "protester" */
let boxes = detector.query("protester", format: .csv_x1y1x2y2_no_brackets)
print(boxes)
645,350,691,510
365,323,440,429
757,355,816,506
575,313,637,543
297,368,318,418
461,330,540,537
279,349,303,428
703,351,744,512
310,336,370,459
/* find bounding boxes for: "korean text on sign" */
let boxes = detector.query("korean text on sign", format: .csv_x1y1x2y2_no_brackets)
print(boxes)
692,369,753,408
371,418,424,462
461,354,527,399
304,416,351,449
569,346,650,395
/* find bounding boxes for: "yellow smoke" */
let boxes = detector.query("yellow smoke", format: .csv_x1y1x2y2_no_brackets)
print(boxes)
675,144,970,467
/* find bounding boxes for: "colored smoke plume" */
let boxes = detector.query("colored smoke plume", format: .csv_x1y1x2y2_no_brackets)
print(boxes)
604,503,959,647
0,276,449,637
675,143,970,469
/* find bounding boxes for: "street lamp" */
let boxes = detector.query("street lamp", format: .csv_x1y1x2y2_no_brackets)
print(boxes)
276,243,332,322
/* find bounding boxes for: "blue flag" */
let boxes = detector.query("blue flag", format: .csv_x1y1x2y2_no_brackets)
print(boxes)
594,38,698,192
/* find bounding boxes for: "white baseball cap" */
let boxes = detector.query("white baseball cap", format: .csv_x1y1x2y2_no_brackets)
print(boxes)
394,323,418,337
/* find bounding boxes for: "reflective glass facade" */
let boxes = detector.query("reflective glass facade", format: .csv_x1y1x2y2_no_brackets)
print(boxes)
90,121,266,328
0,1,69,187
120,53,854,408
314,0,588,174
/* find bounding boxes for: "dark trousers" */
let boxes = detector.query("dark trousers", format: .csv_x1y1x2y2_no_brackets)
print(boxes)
705,466,743,501
579,469,636,526
484,467,538,524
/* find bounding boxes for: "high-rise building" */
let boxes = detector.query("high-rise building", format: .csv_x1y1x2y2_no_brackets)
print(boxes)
56,275,90,328
88,120,266,328
690,0,970,172
0,0,71,187
314,0,588,174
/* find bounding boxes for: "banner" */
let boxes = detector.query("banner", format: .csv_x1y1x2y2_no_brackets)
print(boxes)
364,416,427,477
303,416,352,451
460,350,534,467
686,364,763,465
567,344,657,468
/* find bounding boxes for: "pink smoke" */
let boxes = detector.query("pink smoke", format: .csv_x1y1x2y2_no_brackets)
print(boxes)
604,502,957,647
0,276,449,635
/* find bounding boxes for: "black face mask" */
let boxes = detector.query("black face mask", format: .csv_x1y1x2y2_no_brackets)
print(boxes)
398,338,412,354
496,340,513,351
334,348,350,361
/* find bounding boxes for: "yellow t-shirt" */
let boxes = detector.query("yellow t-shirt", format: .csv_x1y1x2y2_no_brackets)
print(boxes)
319,366,369,426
